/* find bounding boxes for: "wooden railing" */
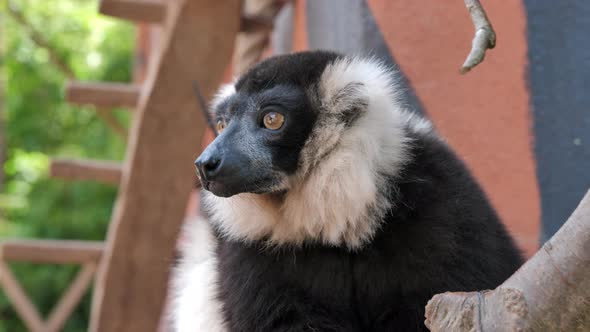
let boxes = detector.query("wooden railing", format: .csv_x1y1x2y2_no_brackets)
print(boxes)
0,240,103,332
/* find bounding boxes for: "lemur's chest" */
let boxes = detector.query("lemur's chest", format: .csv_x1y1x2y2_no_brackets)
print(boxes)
214,239,408,330
216,240,356,301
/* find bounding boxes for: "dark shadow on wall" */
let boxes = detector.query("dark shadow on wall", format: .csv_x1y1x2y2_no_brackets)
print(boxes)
524,0,590,242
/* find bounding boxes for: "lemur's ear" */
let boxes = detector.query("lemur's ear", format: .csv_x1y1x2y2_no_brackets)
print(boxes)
205,83,236,136
319,57,396,126
208,83,236,116
328,82,369,126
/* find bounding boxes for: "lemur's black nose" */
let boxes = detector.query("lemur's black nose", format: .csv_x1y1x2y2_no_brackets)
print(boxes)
195,155,222,181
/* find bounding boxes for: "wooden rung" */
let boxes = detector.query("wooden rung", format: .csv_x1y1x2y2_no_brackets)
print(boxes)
99,0,166,23
0,239,104,264
50,159,123,185
66,81,140,109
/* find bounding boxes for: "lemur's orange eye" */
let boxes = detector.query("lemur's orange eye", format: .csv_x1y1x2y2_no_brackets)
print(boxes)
263,112,285,130
216,120,226,133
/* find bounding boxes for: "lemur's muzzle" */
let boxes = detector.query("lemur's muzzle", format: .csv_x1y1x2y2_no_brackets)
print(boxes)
194,153,222,183
194,115,285,197
194,134,254,197
195,143,231,194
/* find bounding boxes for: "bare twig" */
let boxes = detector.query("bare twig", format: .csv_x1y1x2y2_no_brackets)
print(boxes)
95,107,128,140
460,0,496,74
425,189,590,331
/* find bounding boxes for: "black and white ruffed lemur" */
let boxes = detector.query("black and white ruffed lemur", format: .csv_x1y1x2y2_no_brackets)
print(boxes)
172,51,523,332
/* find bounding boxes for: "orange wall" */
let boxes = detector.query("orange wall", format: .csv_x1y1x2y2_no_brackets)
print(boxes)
367,0,539,255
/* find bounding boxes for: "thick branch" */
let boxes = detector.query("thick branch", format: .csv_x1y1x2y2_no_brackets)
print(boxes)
460,0,496,74
425,189,590,331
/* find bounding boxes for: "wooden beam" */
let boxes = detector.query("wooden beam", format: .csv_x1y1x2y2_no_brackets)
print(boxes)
99,0,166,23
50,158,123,185
89,1,241,331
45,263,97,332
0,262,45,332
0,240,104,264
66,81,140,109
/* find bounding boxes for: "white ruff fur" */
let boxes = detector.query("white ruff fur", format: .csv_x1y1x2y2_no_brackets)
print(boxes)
171,217,226,332
203,57,417,249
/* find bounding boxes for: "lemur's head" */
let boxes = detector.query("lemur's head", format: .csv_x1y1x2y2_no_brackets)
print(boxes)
196,51,423,248
195,51,336,197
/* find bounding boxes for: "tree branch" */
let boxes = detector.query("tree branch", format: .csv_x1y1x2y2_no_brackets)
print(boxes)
460,0,496,74
6,1,127,140
95,107,128,140
425,189,590,331
6,1,76,79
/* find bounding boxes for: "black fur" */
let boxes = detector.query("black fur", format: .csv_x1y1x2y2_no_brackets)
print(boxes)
210,126,523,331
235,51,341,94
193,51,524,331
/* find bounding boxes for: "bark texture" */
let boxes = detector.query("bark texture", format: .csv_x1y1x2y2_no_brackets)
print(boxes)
425,189,590,331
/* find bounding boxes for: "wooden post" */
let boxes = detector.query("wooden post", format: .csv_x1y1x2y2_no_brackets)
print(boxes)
89,1,240,331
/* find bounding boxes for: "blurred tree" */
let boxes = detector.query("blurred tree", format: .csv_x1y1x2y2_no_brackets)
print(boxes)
1,20,4,195
0,0,135,330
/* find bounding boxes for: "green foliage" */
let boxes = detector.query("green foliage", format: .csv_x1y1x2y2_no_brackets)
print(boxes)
0,0,135,330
